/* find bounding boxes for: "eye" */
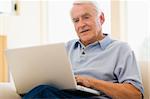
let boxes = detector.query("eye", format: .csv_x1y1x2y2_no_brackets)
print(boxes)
84,16,89,19
73,18,79,23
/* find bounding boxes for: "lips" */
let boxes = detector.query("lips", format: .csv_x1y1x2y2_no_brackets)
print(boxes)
80,29,90,33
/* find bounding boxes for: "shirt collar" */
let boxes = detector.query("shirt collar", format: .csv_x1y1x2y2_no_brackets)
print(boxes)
74,34,112,49
99,34,112,49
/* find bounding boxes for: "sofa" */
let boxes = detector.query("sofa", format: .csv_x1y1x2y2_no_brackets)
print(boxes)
0,82,21,99
0,61,149,99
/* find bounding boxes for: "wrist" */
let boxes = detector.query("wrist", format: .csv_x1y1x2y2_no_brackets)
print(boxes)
88,78,96,89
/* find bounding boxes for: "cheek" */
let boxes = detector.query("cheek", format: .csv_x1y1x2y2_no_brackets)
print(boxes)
73,26,77,34
93,22,101,32
75,27,79,35
74,24,79,32
74,27,80,36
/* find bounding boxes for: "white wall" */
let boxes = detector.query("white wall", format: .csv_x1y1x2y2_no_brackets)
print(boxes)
127,1,148,60
0,0,13,14
48,1,77,43
1,1,42,49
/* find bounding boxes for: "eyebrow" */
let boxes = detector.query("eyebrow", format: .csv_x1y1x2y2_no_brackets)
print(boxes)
72,12,92,20
82,13,92,17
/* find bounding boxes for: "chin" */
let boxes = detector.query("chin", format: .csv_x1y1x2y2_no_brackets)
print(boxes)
80,38,91,43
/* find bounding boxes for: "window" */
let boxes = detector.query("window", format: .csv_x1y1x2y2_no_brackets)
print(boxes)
0,0,13,14
126,1,149,61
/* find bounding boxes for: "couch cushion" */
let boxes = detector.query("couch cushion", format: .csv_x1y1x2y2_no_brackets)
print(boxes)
0,83,21,99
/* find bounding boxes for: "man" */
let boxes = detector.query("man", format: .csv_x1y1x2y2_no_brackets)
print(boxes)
23,1,144,99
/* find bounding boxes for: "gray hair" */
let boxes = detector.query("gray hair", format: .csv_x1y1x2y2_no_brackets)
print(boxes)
72,0,102,15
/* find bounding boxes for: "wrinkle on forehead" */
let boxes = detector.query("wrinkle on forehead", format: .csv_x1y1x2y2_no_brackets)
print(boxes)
71,4,97,19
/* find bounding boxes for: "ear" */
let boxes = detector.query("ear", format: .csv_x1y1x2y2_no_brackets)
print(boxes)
99,12,105,25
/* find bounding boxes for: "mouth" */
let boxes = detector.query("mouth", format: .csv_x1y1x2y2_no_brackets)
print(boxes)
80,29,90,33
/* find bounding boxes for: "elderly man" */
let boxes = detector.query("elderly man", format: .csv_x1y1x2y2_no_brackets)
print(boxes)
23,1,144,99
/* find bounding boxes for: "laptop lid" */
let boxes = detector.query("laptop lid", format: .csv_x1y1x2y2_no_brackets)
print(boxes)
6,43,77,94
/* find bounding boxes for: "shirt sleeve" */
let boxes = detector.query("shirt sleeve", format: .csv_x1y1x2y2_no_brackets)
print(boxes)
114,43,144,95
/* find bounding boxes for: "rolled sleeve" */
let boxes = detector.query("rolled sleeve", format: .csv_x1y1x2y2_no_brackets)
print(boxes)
114,44,144,95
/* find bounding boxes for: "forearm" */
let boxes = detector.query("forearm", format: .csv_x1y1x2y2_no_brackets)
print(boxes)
90,79,142,99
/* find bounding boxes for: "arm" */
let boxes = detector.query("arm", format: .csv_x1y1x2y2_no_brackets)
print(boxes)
75,75,142,99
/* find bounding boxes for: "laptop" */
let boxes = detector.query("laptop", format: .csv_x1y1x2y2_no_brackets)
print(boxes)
5,43,100,95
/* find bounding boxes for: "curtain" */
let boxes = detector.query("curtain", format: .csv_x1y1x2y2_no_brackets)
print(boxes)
0,35,7,82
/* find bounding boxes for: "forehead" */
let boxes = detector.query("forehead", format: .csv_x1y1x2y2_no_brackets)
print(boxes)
71,4,96,18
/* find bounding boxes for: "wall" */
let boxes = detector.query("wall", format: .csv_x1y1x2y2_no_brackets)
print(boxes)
0,1,46,82
140,61,149,99
3,1,43,49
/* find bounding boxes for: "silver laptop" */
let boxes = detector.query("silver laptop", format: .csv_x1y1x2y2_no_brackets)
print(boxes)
5,43,100,95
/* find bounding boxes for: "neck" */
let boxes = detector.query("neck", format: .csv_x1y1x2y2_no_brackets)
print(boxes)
81,33,105,46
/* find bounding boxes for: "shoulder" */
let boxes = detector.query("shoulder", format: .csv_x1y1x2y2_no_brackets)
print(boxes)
110,40,133,54
114,40,131,49
65,39,78,51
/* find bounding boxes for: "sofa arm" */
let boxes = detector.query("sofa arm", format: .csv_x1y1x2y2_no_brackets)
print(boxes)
0,83,21,99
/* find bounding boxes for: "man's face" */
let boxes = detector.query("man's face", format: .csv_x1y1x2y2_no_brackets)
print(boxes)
71,4,104,45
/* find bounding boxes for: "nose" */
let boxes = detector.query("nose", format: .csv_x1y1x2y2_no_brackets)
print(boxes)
78,19,86,28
